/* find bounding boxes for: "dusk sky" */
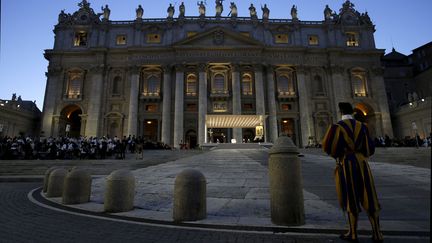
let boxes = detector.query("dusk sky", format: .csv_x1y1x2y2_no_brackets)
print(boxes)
0,0,431,110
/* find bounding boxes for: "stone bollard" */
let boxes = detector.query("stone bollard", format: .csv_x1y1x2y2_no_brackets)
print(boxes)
104,170,135,213
173,169,206,222
268,136,305,226
46,168,68,198
43,166,60,193
62,169,92,205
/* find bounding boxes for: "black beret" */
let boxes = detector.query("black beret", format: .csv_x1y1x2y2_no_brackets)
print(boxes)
338,102,353,115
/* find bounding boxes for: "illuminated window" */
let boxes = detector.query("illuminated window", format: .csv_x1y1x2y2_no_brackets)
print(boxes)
241,74,253,95
213,101,227,112
186,74,197,96
112,76,122,95
277,72,295,96
145,104,158,112
275,34,289,44
147,34,161,43
187,32,197,37
281,104,292,111
308,35,319,46
116,35,127,45
346,32,359,47
66,70,84,99
147,76,159,94
73,31,87,47
142,72,161,97
351,69,368,97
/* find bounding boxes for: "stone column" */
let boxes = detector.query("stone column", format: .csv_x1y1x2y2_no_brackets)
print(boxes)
371,67,394,137
330,66,348,122
296,67,314,147
173,65,184,149
161,65,172,145
127,66,140,136
85,66,104,137
198,64,208,146
266,66,278,143
254,65,266,115
231,64,242,143
41,67,62,137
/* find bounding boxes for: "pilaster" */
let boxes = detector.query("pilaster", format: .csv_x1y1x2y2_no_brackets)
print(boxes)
161,65,172,145
198,63,208,145
371,67,394,137
127,66,140,136
85,65,105,137
297,66,314,147
41,67,62,137
231,64,242,143
266,65,278,143
173,65,185,148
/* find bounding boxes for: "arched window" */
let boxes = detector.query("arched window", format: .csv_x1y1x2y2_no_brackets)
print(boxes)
351,69,368,97
242,74,253,95
213,74,225,93
186,74,197,96
277,72,295,96
66,70,84,99
112,76,122,95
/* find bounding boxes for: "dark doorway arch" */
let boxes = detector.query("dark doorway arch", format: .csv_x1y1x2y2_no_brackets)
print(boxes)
185,129,197,148
60,105,82,137
354,103,377,138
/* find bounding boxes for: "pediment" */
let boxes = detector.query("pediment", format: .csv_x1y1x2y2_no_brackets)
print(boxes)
173,27,264,48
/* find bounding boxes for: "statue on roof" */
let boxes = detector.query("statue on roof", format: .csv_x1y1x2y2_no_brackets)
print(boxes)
101,5,110,20
136,5,143,19
58,10,71,24
249,4,257,18
12,93,17,101
261,4,270,19
228,2,237,17
167,3,175,18
198,1,206,17
78,0,90,9
361,11,372,25
179,2,185,17
291,5,298,19
215,0,224,17
324,5,332,20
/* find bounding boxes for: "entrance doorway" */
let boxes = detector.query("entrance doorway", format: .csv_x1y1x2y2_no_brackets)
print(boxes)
281,118,296,144
60,105,82,137
143,119,158,141
242,129,254,143
185,130,197,148
211,128,227,143
354,103,377,138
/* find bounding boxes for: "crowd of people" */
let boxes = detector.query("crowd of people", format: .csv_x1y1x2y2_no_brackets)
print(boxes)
374,134,431,147
0,136,172,160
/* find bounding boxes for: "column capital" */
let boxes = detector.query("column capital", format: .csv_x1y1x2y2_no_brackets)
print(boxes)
371,66,384,76
47,66,63,76
253,63,263,72
296,65,310,75
231,64,240,72
198,63,207,72
162,65,172,73
266,65,275,73
330,65,346,74
175,64,186,72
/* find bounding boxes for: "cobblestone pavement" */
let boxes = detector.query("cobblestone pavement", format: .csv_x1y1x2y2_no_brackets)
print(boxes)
1,183,429,242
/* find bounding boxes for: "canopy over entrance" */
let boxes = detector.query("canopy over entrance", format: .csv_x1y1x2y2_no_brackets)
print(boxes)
206,115,267,128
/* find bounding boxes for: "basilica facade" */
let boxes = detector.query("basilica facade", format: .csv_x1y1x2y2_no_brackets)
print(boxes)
42,0,393,148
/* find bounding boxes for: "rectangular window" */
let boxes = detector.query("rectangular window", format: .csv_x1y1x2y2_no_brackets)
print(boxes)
145,104,158,112
281,104,292,111
116,35,127,45
74,31,88,47
186,103,197,112
275,34,289,44
213,102,227,112
243,103,253,111
308,35,319,46
147,34,161,43
346,32,359,47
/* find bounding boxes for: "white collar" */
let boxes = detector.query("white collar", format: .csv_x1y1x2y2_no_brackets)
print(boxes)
341,114,353,120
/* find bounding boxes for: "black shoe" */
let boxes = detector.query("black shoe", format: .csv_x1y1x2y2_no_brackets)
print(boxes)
339,233,359,242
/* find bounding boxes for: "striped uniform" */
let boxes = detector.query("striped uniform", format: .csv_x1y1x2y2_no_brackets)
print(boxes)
322,119,380,214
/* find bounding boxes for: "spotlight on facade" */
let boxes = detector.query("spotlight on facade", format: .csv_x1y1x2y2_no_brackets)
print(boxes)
409,102,413,106
283,120,288,123
421,98,425,102
147,121,152,124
